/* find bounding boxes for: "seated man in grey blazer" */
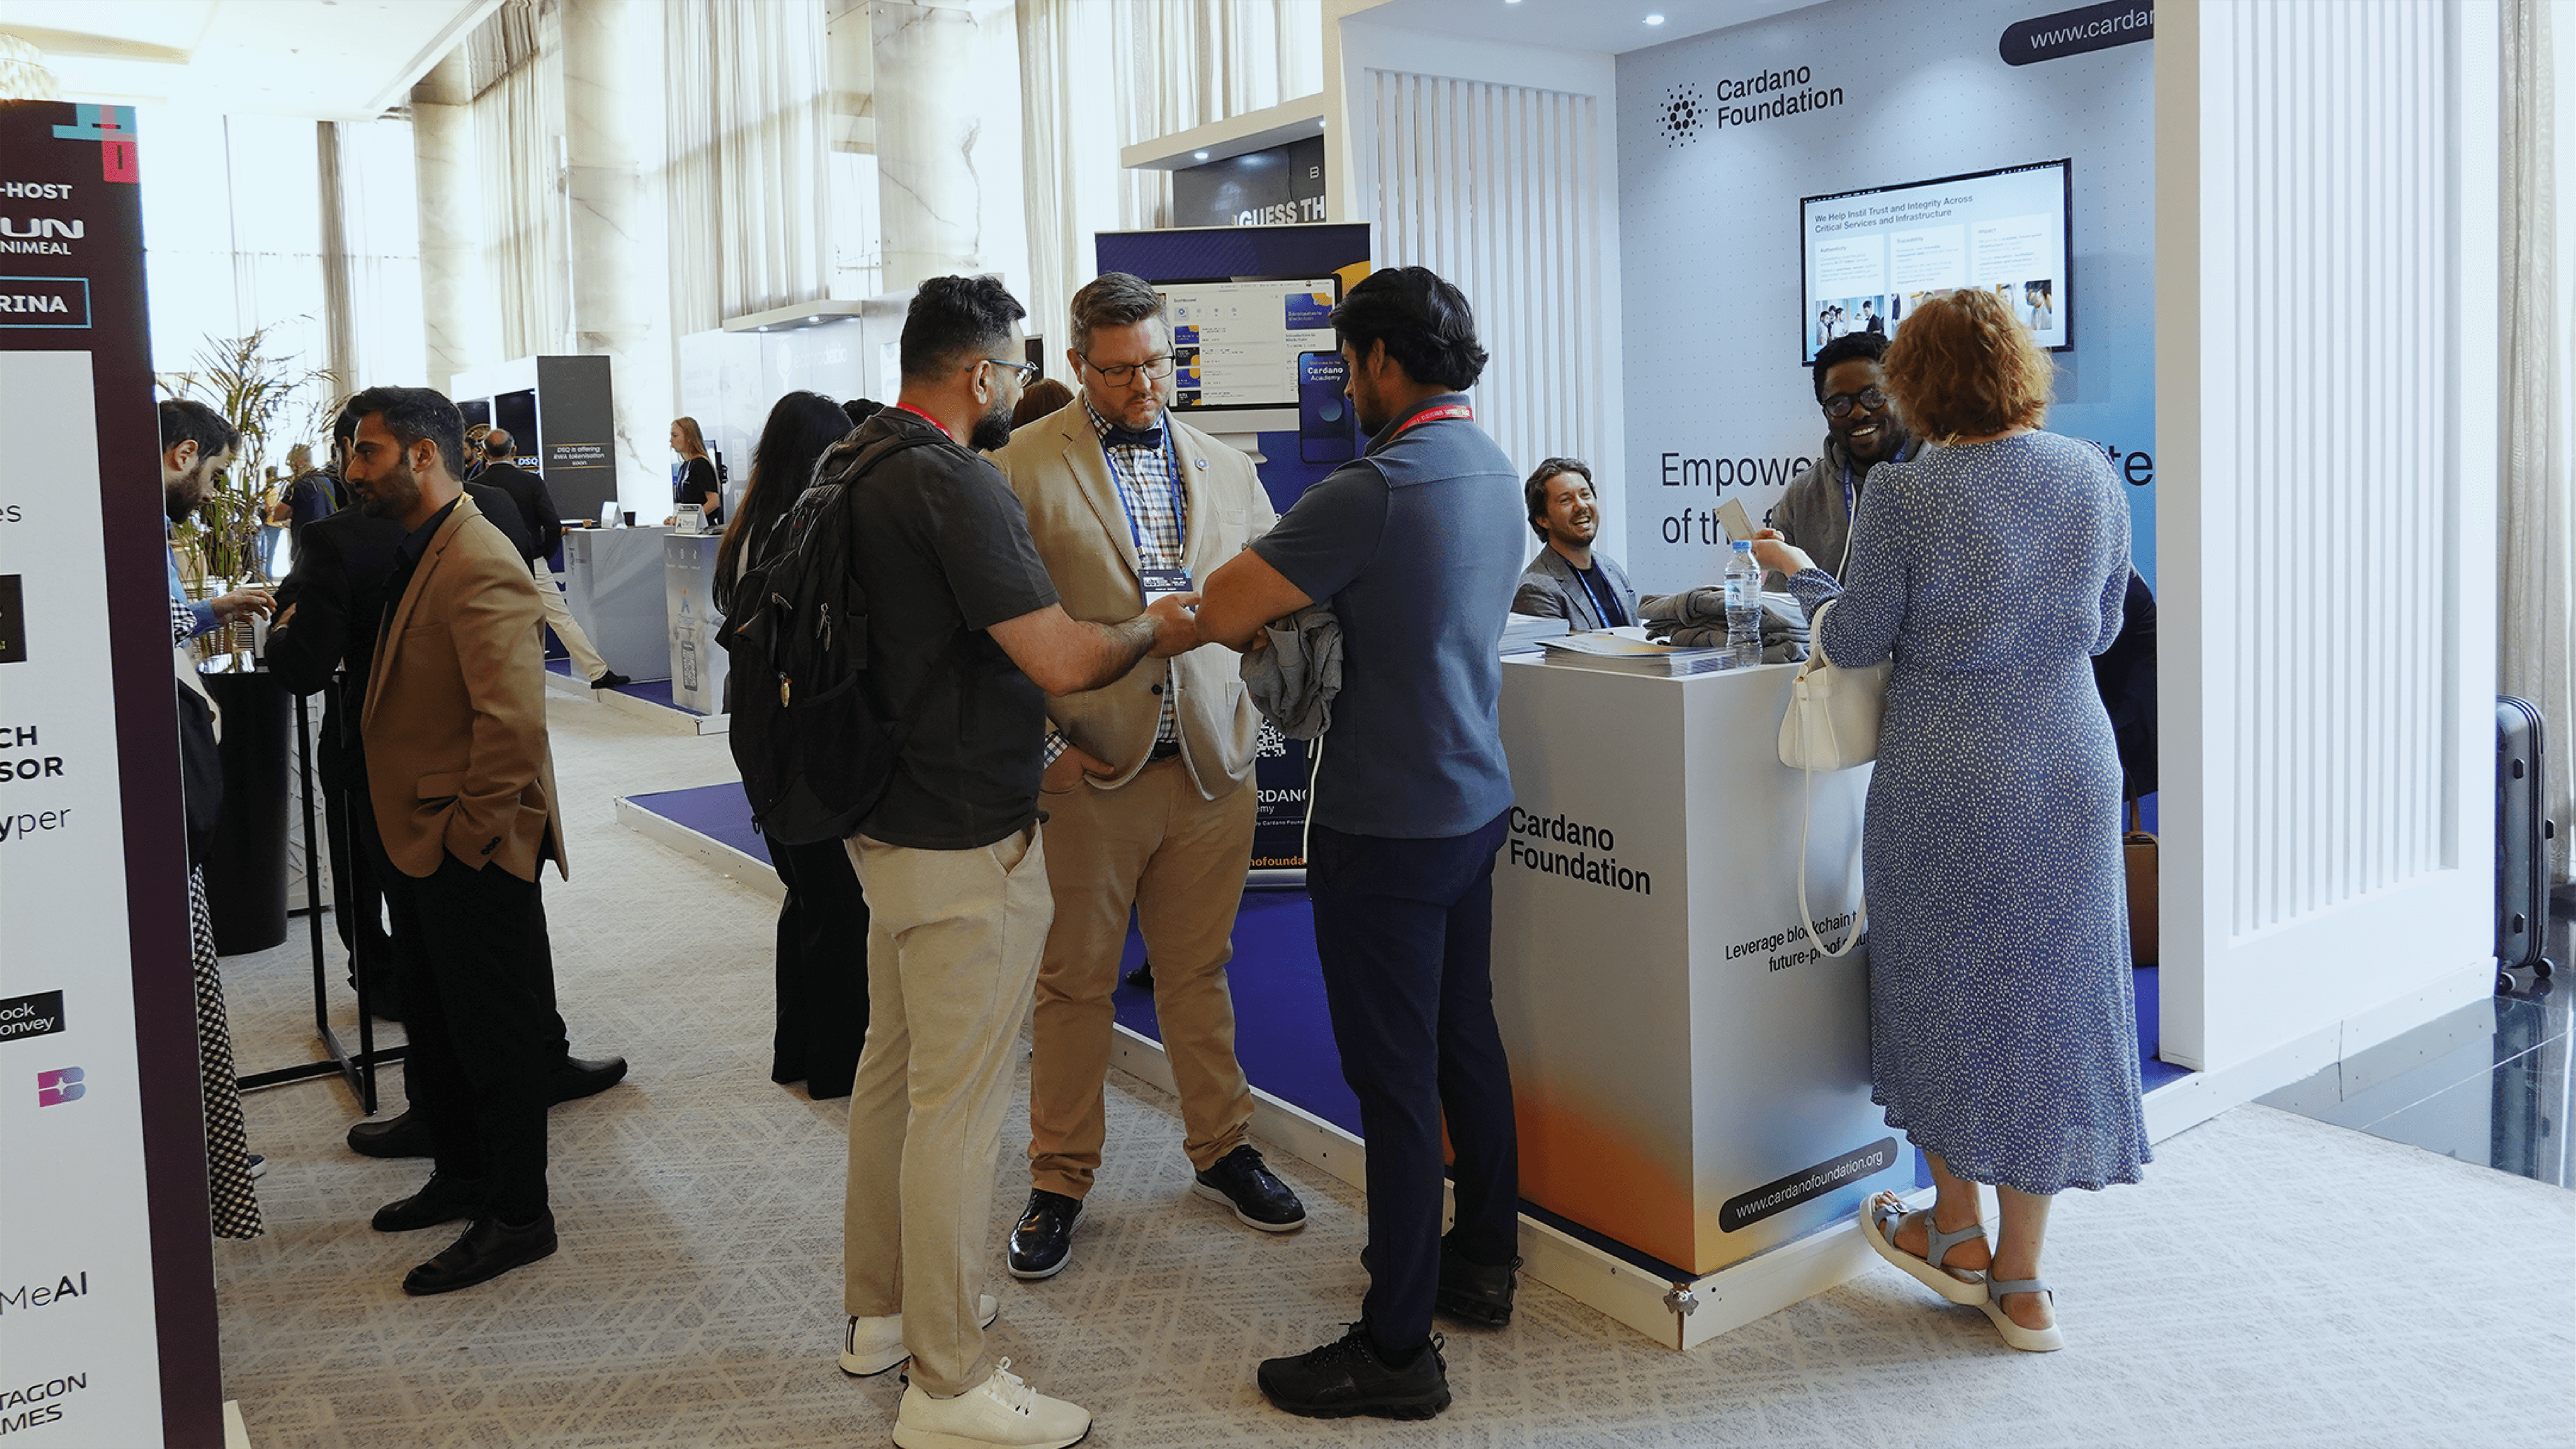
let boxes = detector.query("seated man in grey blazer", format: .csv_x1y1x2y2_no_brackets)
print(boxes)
1511,457,1637,630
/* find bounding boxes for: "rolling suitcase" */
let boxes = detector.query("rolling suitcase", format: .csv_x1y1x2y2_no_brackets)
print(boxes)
2495,696,2557,977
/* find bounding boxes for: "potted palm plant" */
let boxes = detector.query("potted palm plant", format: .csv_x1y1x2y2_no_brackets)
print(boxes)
160,324,339,955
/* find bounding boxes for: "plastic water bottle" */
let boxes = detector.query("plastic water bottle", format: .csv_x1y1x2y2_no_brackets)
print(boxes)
1722,539,1764,669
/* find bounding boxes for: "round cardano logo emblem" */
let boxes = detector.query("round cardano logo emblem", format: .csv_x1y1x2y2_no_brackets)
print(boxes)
1658,85,1705,146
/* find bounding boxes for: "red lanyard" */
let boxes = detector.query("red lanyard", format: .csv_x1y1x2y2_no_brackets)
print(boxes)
893,402,953,440
1393,402,1473,436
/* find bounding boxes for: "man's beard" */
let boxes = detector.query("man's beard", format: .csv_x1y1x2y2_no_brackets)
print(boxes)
357,458,421,520
968,396,1013,453
164,485,198,524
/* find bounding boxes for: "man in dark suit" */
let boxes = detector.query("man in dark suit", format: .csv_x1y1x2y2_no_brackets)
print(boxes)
318,386,598,1293
478,427,627,690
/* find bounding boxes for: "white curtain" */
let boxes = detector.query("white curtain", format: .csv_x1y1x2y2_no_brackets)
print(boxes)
2504,0,2575,883
332,118,428,395
663,0,834,333
468,0,568,361
1018,0,1322,343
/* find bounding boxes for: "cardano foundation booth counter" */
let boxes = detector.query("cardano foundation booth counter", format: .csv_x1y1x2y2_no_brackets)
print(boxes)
1491,655,1904,1316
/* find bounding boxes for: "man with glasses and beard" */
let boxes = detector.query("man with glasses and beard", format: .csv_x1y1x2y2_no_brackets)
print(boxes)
337,385,571,1297
828,275,1199,1449
989,271,1299,1288
1769,331,1917,588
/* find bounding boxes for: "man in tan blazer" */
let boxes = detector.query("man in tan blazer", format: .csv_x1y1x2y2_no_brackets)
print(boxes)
341,385,569,1297
989,272,1305,1281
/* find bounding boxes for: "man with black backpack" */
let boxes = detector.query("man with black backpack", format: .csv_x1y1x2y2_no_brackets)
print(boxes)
808,275,1194,1449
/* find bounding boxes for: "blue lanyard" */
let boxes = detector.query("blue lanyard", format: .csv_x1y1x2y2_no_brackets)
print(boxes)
1571,561,1621,627
1114,429,1187,564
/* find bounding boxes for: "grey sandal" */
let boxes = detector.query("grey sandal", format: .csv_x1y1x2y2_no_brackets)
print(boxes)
1980,1275,2065,1352
1859,1191,1989,1305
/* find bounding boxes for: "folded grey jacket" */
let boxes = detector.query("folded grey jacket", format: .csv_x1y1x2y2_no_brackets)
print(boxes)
1643,592,1811,662
1240,603,1343,740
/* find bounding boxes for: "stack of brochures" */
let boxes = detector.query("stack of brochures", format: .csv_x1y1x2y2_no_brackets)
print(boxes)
1535,630,1736,677
1499,612,1572,655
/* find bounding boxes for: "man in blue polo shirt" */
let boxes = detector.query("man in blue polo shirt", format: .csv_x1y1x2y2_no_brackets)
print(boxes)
1197,266,1524,1421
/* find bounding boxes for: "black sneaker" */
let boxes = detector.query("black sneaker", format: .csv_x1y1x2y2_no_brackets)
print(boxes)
1256,1322,1450,1420
1006,1189,1083,1280
1435,1234,1521,1327
1192,1145,1307,1232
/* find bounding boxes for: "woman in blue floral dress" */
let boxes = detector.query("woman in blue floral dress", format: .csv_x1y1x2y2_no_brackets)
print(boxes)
1752,288,2148,1352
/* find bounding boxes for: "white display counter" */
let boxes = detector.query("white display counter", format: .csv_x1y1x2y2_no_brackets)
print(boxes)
1491,655,1904,1281
663,532,728,715
561,525,673,682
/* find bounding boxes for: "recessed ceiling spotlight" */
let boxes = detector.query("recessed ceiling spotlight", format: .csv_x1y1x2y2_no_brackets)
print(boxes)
1193,150,1210,160
1646,12,1666,22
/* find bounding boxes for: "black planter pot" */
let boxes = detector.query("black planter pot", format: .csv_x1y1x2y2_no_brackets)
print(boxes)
201,663,291,956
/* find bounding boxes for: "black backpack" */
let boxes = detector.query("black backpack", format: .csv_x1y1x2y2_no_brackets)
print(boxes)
719,431,936,845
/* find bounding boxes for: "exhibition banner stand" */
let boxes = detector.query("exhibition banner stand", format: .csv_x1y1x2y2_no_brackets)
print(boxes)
0,101,226,1446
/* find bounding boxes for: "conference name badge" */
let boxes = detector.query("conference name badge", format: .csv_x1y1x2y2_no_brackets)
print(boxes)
1138,566,1191,606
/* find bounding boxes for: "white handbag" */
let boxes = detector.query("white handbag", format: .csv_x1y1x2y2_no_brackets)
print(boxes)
1776,601,1890,771
1777,600,1888,959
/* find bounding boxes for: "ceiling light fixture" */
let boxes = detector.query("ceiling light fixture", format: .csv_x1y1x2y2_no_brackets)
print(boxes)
1193,150,1210,160
1646,12,1666,23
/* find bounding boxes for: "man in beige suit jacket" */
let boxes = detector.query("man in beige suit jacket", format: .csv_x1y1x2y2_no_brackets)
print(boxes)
342,386,569,1298
988,273,1307,1281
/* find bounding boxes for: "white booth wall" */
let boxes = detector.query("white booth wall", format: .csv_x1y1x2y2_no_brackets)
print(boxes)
1328,0,2500,1124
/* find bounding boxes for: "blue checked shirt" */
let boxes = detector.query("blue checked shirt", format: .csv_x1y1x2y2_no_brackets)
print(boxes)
1044,405,1187,765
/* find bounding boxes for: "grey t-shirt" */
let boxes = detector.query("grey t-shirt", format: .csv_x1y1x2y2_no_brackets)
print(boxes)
1249,394,1523,839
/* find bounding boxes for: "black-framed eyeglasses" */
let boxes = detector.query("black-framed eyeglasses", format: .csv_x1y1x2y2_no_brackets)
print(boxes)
1079,353,1177,386
1822,386,1888,419
979,357,1041,386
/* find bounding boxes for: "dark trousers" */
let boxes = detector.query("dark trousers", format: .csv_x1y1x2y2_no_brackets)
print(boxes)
765,832,871,1099
362,815,557,1221
1308,809,1519,1354
344,777,569,1061
321,761,395,982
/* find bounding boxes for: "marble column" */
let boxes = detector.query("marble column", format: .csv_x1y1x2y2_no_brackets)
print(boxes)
561,0,670,521
873,1,989,292
410,54,475,395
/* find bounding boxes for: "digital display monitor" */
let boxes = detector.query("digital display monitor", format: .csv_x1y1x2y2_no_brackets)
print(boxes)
1800,159,2071,361
1157,276,1340,410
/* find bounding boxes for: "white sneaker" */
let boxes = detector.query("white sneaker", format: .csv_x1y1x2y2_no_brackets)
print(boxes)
891,1358,1091,1449
841,1294,1000,1377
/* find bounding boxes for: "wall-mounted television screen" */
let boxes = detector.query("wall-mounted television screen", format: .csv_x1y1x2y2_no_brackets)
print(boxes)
1155,276,1340,411
1800,158,2070,362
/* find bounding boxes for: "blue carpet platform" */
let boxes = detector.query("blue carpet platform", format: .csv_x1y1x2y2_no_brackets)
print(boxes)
620,780,2194,1285
547,657,728,735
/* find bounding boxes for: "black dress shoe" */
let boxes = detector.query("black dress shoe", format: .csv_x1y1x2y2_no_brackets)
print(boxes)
372,1173,489,1232
589,670,631,690
402,1211,558,1295
1193,1145,1307,1232
348,1109,433,1160
1434,1234,1521,1327
1257,1322,1450,1420
549,1054,628,1105
1006,1189,1083,1280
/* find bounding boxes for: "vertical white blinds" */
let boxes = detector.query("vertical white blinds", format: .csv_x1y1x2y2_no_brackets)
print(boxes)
2213,0,2457,937
1364,68,1604,492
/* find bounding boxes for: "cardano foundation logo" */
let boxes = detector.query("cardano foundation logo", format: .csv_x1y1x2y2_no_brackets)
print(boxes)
1657,85,1706,146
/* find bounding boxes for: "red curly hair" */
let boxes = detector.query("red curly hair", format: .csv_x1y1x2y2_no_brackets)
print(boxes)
1881,288,2054,442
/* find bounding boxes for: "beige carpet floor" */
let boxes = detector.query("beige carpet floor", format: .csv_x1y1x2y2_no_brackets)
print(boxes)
212,697,2576,1448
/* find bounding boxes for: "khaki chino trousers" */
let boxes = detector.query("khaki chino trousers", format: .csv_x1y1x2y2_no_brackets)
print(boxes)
841,823,1050,1398
1027,758,1257,1199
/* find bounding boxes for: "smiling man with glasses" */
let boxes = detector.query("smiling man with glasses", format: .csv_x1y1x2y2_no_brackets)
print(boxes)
988,270,1300,1293
1768,330,1918,588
